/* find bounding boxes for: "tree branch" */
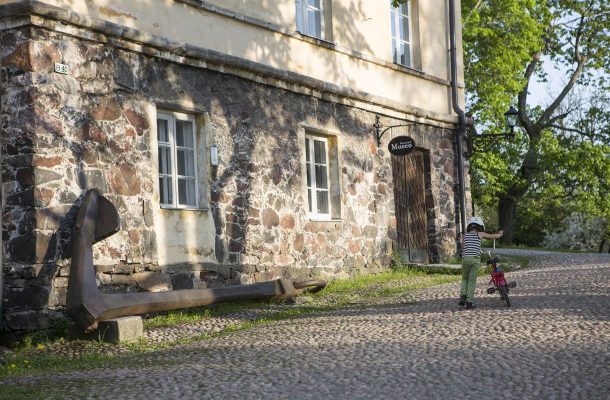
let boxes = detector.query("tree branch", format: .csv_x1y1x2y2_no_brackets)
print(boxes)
518,51,542,138
464,0,487,25
545,112,570,127
538,14,588,127
548,124,592,136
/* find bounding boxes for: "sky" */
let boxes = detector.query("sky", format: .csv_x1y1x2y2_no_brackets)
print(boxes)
527,59,570,108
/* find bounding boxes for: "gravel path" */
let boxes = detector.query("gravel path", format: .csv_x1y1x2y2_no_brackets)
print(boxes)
2,251,609,399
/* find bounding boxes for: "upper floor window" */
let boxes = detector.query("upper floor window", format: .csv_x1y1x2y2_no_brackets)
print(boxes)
157,111,199,208
296,0,324,40
390,0,412,67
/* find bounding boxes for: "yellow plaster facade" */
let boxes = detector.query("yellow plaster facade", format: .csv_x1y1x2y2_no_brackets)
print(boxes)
1,0,464,116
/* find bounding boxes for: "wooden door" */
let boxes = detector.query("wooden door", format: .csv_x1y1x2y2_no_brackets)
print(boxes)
391,150,428,263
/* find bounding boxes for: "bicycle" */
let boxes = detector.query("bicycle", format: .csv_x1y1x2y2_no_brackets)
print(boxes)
485,252,516,307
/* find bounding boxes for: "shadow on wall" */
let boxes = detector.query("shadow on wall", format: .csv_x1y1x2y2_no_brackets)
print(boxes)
128,0,384,272
0,0,409,335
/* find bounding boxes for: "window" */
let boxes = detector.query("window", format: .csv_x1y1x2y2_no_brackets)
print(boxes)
157,112,199,208
390,0,412,67
296,0,324,39
305,135,331,218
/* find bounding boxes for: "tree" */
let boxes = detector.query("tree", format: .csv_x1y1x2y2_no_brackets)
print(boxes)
463,0,610,244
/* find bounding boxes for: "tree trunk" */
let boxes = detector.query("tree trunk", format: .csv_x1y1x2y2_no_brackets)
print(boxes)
496,137,539,245
498,196,519,245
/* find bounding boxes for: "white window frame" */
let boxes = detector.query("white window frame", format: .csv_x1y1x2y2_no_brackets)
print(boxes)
306,135,331,220
296,0,325,40
390,0,413,67
157,111,199,209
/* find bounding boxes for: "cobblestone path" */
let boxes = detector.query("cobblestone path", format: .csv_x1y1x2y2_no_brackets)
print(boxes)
2,251,609,399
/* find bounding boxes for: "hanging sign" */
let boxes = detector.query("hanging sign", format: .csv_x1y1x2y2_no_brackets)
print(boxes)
388,136,415,156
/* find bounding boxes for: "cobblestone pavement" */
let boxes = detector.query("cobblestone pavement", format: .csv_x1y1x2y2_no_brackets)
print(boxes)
3,251,610,399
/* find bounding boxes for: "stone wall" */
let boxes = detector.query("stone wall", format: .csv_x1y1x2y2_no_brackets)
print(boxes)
0,23,461,338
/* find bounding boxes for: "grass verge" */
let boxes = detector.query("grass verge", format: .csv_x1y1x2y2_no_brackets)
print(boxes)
0,258,529,381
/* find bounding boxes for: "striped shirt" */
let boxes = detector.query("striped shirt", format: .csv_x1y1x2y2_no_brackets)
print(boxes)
463,232,482,257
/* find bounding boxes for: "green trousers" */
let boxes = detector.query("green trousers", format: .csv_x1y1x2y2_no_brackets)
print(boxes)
460,256,481,303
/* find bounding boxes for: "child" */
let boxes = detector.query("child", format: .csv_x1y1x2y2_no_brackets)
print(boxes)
458,217,503,309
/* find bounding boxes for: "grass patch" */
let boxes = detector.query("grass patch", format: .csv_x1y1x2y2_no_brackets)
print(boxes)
0,261,512,381
318,267,460,301
142,299,279,329
142,306,212,329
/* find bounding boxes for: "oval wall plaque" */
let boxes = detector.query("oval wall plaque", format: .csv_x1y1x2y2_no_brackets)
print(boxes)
388,136,415,156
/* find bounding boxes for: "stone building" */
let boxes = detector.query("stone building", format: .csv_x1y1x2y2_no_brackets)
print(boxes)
0,0,469,339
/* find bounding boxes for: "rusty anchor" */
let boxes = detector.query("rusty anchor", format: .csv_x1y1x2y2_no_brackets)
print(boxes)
66,189,326,332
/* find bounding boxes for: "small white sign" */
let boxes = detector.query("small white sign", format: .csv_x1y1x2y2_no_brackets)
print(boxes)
54,63,69,75
210,145,219,166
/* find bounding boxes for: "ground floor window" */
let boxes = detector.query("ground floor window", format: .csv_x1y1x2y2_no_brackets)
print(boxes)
306,135,331,218
157,111,199,208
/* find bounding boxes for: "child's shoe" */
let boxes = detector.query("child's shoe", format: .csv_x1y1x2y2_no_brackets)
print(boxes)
465,302,476,309
458,295,467,306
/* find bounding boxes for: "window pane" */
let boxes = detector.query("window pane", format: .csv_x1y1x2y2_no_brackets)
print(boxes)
307,0,320,8
399,16,409,42
158,146,172,174
307,9,321,37
306,161,311,186
177,149,195,177
400,3,409,16
316,190,329,214
157,119,169,143
315,165,328,189
308,189,312,212
392,38,398,63
176,120,194,147
314,140,326,164
402,44,411,67
178,178,196,206
159,176,173,204
305,138,310,162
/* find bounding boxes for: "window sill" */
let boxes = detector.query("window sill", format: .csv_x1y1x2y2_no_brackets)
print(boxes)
308,217,343,222
160,206,210,212
295,32,335,49
392,62,422,74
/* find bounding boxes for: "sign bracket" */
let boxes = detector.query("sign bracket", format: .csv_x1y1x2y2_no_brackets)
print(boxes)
373,115,415,148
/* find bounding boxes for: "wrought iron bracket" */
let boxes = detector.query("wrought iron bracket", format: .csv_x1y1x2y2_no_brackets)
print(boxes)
466,131,516,156
374,115,415,148
469,133,515,139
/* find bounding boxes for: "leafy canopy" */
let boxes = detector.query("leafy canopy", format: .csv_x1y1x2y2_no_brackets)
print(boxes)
464,0,610,245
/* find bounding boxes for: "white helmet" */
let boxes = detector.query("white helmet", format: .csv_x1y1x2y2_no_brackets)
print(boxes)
467,216,485,231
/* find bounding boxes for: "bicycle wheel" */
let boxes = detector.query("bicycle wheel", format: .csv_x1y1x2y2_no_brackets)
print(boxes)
499,284,511,307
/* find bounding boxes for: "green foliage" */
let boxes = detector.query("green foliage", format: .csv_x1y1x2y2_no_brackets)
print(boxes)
463,0,610,246
462,0,549,123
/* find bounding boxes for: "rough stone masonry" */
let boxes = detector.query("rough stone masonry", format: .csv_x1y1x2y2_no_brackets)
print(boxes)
0,10,463,339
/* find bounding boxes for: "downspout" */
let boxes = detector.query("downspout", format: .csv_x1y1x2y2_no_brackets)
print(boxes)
448,0,467,239
0,119,3,332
